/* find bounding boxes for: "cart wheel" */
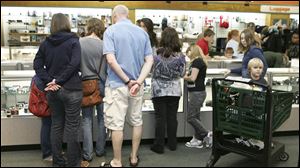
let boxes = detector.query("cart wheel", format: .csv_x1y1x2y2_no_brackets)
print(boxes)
279,152,289,161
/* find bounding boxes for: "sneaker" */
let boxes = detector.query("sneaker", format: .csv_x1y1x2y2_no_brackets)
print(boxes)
185,139,204,148
43,155,53,162
185,136,196,147
189,136,198,143
203,131,213,148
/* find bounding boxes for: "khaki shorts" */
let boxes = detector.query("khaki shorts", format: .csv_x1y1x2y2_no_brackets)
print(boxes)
103,86,144,130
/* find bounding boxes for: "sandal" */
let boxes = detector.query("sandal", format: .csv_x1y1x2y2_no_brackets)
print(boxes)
129,155,140,167
100,161,112,167
100,161,123,167
81,160,89,167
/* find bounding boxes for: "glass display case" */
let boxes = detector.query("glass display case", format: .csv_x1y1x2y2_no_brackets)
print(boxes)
1,46,38,71
1,46,10,61
266,68,299,132
1,67,298,146
203,68,229,109
0,70,39,146
1,70,34,118
10,46,38,61
142,77,184,113
267,68,299,92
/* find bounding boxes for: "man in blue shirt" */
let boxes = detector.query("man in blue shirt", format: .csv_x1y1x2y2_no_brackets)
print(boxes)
101,5,153,167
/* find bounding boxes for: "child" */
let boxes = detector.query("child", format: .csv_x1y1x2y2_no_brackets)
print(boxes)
184,44,212,148
233,58,268,150
213,47,234,60
248,58,268,85
225,47,234,59
196,28,215,59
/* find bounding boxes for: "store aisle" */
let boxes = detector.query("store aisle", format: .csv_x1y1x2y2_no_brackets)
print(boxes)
1,135,298,167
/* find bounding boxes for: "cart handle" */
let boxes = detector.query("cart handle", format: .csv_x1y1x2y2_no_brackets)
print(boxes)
213,77,270,90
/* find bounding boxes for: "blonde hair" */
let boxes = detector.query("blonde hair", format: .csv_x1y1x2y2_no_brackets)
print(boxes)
248,58,264,72
187,44,207,65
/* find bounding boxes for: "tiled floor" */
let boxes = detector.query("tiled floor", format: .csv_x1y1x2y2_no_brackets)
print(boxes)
1,135,298,167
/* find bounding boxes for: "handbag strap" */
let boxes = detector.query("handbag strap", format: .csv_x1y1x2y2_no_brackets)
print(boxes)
96,55,105,80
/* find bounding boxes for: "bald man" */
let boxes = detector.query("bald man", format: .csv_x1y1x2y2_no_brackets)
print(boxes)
100,5,153,167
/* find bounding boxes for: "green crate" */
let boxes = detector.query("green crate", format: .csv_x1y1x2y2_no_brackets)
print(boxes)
213,81,293,140
271,91,293,131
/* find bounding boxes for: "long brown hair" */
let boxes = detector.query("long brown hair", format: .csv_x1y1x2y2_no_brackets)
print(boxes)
141,18,158,47
50,13,71,35
86,18,105,39
159,27,182,58
238,29,261,53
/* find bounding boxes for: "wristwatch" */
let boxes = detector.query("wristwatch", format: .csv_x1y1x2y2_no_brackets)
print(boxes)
125,79,131,85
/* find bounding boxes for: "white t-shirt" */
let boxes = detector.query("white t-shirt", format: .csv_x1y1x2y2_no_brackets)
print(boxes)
226,39,243,59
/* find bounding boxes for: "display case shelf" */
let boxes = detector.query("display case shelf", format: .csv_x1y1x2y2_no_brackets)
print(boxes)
1,66,298,146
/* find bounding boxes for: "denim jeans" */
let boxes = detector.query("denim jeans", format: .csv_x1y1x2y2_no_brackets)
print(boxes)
47,88,82,167
82,103,106,161
41,116,52,159
187,91,208,140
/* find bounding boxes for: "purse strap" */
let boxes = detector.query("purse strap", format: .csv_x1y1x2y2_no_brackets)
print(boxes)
97,55,105,80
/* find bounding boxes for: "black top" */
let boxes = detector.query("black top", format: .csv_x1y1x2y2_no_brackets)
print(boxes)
33,32,82,91
251,77,268,86
187,58,207,92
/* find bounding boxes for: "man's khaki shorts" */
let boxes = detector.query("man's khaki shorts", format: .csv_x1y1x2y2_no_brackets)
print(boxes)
103,86,144,130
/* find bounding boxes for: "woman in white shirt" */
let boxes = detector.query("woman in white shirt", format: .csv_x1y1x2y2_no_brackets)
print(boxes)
226,29,243,59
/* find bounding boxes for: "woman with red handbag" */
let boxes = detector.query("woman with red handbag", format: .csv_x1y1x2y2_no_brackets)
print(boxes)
33,13,82,167
29,75,52,162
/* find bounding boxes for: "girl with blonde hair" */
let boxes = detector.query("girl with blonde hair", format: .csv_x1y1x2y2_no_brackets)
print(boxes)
184,44,211,148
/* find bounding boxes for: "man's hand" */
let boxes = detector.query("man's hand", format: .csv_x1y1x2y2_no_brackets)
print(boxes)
127,80,137,89
129,83,140,96
128,80,142,96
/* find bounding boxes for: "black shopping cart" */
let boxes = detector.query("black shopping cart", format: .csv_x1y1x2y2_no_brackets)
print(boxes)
206,77,293,167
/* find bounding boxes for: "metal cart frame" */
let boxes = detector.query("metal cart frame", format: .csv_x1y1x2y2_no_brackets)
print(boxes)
206,78,292,167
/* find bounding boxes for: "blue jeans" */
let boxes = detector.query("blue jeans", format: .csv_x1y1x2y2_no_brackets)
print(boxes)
82,103,106,160
41,116,52,159
47,88,82,167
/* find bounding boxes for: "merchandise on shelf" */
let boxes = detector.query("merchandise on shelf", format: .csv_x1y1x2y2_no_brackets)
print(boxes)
2,7,112,46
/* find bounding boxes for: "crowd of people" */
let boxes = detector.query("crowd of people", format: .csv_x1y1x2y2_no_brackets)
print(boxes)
32,4,298,167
